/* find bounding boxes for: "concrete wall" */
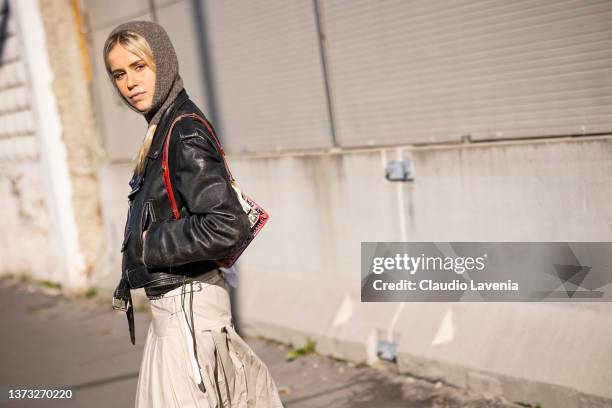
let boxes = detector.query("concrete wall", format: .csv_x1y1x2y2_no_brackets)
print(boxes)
37,0,105,283
229,135,612,408
0,0,104,290
0,1,64,280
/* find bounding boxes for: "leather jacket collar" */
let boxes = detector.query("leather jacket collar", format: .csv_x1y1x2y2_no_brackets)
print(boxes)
146,89,189,160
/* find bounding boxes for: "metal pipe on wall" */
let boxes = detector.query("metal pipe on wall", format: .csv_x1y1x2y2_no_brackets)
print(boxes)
190,0,223,145
313,0,339,148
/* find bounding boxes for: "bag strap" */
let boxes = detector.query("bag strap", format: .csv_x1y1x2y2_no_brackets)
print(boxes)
161,113,235,220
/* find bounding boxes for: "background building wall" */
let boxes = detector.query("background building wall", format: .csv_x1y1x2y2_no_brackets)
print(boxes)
0,2,61,279
38,0,105,282
230,135,612,407
0,0,106,290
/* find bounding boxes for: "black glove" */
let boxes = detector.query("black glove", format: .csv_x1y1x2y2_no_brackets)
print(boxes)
112,276,136,345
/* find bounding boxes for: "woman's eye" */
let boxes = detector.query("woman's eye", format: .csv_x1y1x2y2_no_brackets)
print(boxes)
136,64,145,71
114,72,124,80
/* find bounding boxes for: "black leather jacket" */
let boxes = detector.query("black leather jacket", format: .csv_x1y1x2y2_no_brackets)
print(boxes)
117,89,250,294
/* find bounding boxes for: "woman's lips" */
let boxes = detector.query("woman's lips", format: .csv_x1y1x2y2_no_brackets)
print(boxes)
130,92,145,101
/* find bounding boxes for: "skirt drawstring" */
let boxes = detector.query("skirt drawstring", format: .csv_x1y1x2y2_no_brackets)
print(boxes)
181,281,203,386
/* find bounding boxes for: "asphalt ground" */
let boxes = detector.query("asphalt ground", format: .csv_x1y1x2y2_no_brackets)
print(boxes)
0,276,526,408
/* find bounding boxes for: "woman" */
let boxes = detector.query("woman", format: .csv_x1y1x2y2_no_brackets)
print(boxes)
104,20,283,407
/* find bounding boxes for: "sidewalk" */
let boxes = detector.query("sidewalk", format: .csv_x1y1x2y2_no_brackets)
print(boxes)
0,276,525,407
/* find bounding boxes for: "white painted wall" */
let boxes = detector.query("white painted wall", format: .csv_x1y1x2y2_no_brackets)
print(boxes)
2,0,86,289
228,136,612,407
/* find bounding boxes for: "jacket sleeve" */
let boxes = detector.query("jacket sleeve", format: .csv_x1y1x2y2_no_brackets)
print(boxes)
142,121,250,267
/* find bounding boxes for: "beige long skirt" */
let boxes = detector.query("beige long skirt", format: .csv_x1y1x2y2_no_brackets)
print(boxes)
134,270,284,408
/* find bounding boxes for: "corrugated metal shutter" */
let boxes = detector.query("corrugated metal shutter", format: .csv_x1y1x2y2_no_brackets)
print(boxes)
0,6,38,162
205,0,332,153
323,0,612,146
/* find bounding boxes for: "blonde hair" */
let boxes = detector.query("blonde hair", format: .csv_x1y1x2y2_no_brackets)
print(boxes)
104,30,157,173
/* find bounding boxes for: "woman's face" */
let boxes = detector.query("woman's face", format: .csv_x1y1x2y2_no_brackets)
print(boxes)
107,44,156,112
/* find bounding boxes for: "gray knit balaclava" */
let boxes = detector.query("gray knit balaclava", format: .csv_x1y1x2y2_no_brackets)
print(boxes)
105,20,184,126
